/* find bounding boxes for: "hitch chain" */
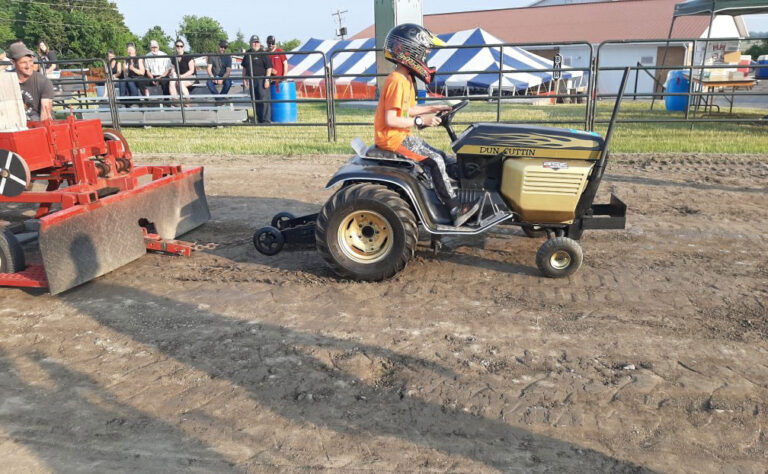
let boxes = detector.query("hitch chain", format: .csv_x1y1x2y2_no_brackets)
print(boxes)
193,237,252,251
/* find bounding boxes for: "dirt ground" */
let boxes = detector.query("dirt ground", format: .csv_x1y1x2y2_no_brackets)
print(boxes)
0,151,766,473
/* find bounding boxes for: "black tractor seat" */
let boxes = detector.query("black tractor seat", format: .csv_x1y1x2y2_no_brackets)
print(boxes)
364,145,409,161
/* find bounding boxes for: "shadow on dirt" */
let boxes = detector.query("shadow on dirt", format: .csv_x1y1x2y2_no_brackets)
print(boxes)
55,283,653,472
0,348,236,471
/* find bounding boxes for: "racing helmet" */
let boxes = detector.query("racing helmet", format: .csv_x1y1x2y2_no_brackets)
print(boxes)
384,23,445,84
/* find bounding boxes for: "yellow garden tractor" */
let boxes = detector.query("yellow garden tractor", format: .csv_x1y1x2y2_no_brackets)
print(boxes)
254,69,631,280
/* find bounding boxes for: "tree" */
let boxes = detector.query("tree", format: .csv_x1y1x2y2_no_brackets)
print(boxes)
141,26,173,55
230,30,248,53
178,15,227,54
745,40,768,61
1,0,137,61
279,39,302,52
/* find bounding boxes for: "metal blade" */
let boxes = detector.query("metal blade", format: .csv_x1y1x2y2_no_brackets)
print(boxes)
38,167,210,294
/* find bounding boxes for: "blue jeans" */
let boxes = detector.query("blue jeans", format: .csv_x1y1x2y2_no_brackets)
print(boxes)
207,77,232,95
119,79,140,97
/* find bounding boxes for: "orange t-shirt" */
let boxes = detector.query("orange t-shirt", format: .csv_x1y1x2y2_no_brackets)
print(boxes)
374,70,416,151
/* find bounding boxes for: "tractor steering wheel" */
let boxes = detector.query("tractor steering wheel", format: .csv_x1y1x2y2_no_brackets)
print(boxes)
435,100,469,142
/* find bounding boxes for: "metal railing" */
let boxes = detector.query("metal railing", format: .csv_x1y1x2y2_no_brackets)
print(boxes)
35,36,768,139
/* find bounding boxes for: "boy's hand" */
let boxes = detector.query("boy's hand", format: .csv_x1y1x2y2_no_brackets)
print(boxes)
423,114,442,127
432,105,452,113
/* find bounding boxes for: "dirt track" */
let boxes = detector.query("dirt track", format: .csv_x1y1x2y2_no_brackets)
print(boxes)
1,152,766,473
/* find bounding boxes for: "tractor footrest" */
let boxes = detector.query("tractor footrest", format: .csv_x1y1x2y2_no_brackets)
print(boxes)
0,264,48,288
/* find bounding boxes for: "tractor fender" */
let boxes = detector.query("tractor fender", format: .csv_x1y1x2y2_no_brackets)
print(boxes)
325,160,450,231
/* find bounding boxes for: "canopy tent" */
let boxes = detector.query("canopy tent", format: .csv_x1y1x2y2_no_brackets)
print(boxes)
652,0,767,109
673,0,768,16
287,28,583,98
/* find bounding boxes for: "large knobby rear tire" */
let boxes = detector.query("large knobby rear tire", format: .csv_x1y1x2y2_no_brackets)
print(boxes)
0,227,25,273
536,236,583,278
316,183,417,281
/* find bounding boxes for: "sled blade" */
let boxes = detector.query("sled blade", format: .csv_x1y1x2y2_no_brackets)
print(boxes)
38,167,210,294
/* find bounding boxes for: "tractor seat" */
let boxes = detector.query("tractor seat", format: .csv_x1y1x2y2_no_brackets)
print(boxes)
364,145,409,161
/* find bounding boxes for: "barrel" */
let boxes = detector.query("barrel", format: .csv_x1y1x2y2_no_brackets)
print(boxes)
664,70,689,112
757,55,768,79
270,80,297,123
417,89,427,105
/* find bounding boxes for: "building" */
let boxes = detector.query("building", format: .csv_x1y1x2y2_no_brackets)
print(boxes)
353,0,748,94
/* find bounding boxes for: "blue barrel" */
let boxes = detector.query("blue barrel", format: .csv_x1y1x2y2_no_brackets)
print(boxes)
757,55,768,79
417,89,427,105
270,80,297,123
665,70,689,112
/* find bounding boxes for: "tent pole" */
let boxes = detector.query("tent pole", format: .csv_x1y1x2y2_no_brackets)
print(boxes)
692,9,716,123
652,16,677,110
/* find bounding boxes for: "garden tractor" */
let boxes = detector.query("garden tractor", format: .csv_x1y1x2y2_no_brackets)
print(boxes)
254,70,630,280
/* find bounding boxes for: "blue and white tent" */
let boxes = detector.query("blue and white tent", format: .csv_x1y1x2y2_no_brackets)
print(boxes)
287,28,584,95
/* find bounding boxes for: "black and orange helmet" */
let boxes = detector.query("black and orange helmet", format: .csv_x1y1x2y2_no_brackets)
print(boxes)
384,23,445,84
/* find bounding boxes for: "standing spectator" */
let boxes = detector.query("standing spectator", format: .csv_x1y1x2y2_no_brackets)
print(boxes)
242,35,273,123
8,42,54,121
105,49,122,97
121,42,144,98
169,39,196,101
144,39,172,96
266,36,288,86
206,40,232,95
37,41,58,76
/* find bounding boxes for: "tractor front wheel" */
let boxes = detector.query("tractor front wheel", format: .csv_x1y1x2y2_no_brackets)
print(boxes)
536,236,583,278
316,183,417,281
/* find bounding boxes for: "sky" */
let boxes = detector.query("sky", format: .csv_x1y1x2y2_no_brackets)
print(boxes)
114,0,768,43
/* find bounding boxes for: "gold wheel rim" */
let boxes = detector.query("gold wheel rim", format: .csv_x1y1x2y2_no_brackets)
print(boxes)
550,250,572,270
337,210,393,264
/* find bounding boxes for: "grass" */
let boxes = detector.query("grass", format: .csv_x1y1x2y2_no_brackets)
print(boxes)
120,101,768,156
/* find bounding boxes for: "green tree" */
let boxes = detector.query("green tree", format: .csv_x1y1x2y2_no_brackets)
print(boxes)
278,39,301,52
230,30,248,53
141,26,173,55
745,40,768,61
178,15,227,54
0,0,137,61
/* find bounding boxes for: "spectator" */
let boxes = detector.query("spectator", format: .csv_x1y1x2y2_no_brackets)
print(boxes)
169,39,196,101
144,39,172,96
104,49,121,97
242,35,273,123
266,36,288,86
206,40,232,95
121,42,144,98
8,42,54,121
37,40,58,76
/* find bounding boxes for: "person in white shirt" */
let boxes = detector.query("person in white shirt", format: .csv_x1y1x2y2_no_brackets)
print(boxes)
144,39,171,96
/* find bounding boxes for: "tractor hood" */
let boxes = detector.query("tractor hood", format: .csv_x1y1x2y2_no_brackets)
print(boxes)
452,123,605,161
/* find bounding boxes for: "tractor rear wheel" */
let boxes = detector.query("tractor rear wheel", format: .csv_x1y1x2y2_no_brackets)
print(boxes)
0,227,25,273
316,183,417,281
536,236,583,278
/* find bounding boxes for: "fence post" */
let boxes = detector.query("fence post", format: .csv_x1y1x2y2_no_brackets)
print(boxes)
105,57,121,131
323,54,333,142
496,45,504,122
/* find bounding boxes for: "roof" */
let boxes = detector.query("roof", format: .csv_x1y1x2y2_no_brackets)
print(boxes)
352,0,713,43
674,0,768,16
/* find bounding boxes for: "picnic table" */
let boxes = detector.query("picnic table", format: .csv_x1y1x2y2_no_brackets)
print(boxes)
684,73,757,115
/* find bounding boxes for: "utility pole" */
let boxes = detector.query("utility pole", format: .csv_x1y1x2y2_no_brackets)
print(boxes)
332,9,349,40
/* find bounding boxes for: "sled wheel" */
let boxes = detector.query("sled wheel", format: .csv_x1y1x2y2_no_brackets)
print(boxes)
253,226,285,256
0,227,26,273
316,183,417,281
271,212,295,230
522,224,546,238
536,236,583,278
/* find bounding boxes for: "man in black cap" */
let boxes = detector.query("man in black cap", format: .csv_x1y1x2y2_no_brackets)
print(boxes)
206,40,232,95
241,35,273,123
9,42,54,121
